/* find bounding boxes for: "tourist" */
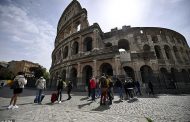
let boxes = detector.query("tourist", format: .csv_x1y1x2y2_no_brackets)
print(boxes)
35,76,46,104
107,75,114,105
99,73,108,105
114,77,123,101
7,72,27,109
67,81,73,100
57,76,65,103
90,76,96,101
135,80,142,96
95,77,101,98
148,81,154,95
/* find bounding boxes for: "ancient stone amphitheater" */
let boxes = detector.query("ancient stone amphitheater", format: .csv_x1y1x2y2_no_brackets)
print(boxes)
50,0,190,92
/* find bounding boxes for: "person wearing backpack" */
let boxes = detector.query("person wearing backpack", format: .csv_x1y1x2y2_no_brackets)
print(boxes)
35,76,46,104
7,72,27,109
99,73,108,105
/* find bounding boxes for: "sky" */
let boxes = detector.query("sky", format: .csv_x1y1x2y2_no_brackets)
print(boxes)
0,0,190,71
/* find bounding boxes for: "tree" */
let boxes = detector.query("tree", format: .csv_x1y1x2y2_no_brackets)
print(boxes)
29,66,49,80
0,66,15,80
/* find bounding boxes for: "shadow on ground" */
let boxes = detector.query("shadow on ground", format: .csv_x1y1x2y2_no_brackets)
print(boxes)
78,101,93,109
91,105,110,111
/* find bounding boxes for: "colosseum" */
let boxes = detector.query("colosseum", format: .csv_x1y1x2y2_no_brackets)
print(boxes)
49,0,190,92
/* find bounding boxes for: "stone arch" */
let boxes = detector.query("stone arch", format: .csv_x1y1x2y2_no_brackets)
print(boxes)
143,44,151,52
152,35,158,43
53,55,56,64
63,46,69,59
159,68,170,88
61,69,66,81
70,67,77,88
75,21,81,32
173,46,181,63
140,65,154,83
123,66,135,81
181,69,190,83
164,45,173,60
180,47,187,62
118,39,130,51
82,65,93,86
186,50,190,61
154,45,163,59
83,37,93,52
99,63,113,76
72,41,79,55
171,68,179,84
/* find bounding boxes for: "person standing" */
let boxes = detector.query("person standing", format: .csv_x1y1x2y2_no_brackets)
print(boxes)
148,81,154,95
67,81,72,100
107,75,114,105
135,80,142,96
57,77,64,103
7,72,27,109
99,74,108,105
90,76,96,101
35,76,46,104
114,77,123,101
95,77,101,98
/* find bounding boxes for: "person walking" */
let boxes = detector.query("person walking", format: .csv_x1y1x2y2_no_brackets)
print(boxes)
114,77,123,101
99,73,108,105
135,80,142,96
107,75,114,105
35,76,46,104
95,77,101,98
57,77,65,103
90,76,96,101
148,81,154,95
67,81,73,100
7,72,27,109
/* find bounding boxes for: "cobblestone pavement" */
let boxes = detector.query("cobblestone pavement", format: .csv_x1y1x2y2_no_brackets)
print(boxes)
0,87,190,122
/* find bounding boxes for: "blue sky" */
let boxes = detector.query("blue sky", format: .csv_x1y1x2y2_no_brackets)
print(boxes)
0,0,190,70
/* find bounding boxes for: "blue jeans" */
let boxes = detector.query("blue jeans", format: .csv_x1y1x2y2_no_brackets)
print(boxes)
118,87,123,99
38,89,43,103
96,88,101,97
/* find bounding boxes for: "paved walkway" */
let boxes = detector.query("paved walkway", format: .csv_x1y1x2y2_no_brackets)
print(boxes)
0,87,190,122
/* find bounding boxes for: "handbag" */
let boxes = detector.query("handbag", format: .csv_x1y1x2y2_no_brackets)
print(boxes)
10,80,20,89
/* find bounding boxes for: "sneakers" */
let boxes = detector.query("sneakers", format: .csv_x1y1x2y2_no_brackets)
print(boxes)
7,105,13,109
58,101,62,103
8,105,19,109
12,105,19,109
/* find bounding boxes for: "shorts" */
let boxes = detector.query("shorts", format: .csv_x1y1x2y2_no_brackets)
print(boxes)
13,88,23,94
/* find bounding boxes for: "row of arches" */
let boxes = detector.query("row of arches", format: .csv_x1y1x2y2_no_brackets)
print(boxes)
154,45,190,63
117,39,190,63
124,65,190,89
52,63,190,89
53,37,93,63
53,63,113,88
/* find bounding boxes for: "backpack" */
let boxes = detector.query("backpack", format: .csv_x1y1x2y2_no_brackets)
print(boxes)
10,80,20,89
100,77,108,88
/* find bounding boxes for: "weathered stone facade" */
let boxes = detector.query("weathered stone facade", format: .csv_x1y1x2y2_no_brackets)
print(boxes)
8,60,40,77
50,0,190,91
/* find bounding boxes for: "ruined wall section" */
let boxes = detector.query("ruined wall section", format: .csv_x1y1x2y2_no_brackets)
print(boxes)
55,0,89,47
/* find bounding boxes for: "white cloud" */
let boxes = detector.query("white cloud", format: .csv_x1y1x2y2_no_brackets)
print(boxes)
0,3,56,70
